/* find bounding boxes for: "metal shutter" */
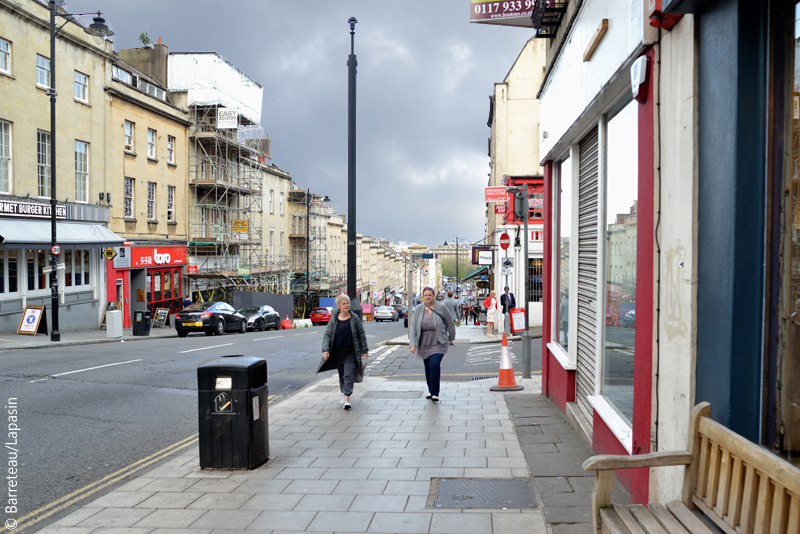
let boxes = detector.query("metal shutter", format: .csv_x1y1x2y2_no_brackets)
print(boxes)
575,128,599,420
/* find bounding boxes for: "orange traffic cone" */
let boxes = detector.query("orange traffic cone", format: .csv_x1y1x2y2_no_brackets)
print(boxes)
490,334,524,391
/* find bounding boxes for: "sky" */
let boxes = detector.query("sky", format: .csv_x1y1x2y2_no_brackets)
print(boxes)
65,0,535,247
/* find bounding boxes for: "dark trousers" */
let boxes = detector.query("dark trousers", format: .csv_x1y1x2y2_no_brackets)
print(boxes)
336,352,358,396
423,353,445,396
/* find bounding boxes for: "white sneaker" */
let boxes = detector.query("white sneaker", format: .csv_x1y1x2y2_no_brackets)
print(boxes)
343,401,351,410
340,395,346,404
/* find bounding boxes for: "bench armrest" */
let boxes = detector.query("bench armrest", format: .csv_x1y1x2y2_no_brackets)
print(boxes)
583,451,692,471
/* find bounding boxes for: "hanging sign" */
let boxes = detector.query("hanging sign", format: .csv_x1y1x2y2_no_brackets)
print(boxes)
494,204,507,214
484,187,506,203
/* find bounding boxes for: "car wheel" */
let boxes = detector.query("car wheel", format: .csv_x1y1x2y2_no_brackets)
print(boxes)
258,320,265,332
239,320,247,334
214,319,225,336
177,330,188,338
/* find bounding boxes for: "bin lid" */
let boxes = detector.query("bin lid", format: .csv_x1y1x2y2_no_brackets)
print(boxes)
197,355,267,390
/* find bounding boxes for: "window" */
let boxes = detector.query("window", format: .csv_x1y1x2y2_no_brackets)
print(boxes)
27,250,50,291
62,249,91,288
554,156,572,348
74,141,88,203
139,79,166,101
0,38,10,74
167,185,175,222
124,121,134,151
269,190,274,213
601,99,638,424
280,232,284,255
167,136,175,164
36,55,50,87
37,131,50,198
124,178,134,218
0,120,10,193
74,71,88,102
147,129,156,159
111,65,132,85
279,192,284,215
269,231,274,257
147,182,156,220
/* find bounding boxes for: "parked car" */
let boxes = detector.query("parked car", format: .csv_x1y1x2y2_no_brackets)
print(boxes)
237,305,280,331
375,306,399,322
394,305,408,318
175,302,246,337
310,307,334,325
623,310,636,328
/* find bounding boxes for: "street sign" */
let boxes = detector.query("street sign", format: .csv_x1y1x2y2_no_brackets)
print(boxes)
484,187,506,203
103,247,116,261
501,257,514,269
499,233,510,250
51,245,61,256
412,253,436,259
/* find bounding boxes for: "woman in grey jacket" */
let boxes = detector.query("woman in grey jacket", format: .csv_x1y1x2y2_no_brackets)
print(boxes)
317,294,369,409
409,287,456,402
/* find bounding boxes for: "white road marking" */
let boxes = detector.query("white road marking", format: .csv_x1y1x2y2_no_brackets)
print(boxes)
253,336,284,341
30,359,144,381
179,343,234,354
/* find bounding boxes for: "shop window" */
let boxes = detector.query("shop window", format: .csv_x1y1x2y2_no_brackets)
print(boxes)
8,250,16,293
601,99,638,424
37,250,47,290
154,272,162,301
64,250,72,287
146,273,151,302
528,258,543,303
554,156,572,349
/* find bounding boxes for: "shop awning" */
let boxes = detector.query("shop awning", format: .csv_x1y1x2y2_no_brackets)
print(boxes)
463,266,489,281
0,220,125,247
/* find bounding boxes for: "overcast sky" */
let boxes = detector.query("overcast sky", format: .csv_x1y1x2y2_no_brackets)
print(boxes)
68,0,534,246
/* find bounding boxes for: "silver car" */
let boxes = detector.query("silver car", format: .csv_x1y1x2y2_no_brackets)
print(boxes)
374,306,398,322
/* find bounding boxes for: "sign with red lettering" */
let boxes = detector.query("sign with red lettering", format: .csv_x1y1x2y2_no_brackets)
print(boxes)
130,246,186,268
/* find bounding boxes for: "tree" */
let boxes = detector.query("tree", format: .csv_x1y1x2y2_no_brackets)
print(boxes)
138,26,152,47
440,254,471,281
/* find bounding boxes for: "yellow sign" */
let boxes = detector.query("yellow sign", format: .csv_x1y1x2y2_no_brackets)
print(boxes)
103,247,117,261
232,220,249,233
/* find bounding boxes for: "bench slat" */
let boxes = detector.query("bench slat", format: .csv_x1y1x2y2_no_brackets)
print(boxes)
704,442,720,508
692,496,738,534
753,471,772,534
769,484,788,534
696,435,710,502
786,494,800,534
648,503,690,534
714,448,732,519
630,504,669,534
665,500,716,534
612,504,647,534
725,456,744,528
600,508,632,534
739,464,758,533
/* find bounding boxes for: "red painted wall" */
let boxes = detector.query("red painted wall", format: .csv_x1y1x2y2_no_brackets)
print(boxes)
593,413,648,493
543,162,552,397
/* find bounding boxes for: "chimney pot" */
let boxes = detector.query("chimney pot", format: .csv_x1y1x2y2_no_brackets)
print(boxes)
158,37,163,44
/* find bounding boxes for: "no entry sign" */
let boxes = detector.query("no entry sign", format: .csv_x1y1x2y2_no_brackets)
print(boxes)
499,233,510,250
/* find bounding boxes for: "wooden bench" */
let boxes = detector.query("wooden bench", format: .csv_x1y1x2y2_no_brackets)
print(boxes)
583,402,800,534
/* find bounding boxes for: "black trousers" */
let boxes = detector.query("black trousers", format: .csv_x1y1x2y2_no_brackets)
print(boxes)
335,351,358,396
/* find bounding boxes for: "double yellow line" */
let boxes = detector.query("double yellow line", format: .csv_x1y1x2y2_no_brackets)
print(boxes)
7,434,198,533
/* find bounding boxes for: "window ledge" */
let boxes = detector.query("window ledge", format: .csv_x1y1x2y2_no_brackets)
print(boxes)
124,150,137,157
0,71,14,80
147,219,158,224
74,98,90,107
547,342,575,370
147,157,158,163
36,83,48,92
167,162,177,168
167,221,177,226
587,395,633,453
124,217,137,223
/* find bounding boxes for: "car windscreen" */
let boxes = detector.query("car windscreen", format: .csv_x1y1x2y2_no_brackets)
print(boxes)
312,308,329,313
238,307,261,315
184,302,214,311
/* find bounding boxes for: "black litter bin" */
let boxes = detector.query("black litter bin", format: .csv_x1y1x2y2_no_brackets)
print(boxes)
132,310,151,336
197,355,269,469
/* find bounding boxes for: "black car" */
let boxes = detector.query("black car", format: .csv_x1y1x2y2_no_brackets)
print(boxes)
175,302,246,337
237,305,280,331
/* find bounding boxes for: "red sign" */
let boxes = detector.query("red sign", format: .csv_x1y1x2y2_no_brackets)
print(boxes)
499,233,511,250
494,204,507,214
187,265,198,273
51,245,61,256
485,187,506,203
130,246,186,268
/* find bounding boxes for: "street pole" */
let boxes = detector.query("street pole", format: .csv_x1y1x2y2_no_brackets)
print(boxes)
346,17,362,320
48,1,60,342
305,188,310,318
521,184,531,378
456,238,459,299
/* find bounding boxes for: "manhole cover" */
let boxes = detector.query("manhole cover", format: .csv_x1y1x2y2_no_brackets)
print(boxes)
362,391,423,399
272,350,309,358
434,479,537,509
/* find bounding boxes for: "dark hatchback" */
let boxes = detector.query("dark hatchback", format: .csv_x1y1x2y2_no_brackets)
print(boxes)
175,302,246,337
237,305,280,331
394,305,408,318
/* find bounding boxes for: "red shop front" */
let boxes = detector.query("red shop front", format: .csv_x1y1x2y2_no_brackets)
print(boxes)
106,244,187,328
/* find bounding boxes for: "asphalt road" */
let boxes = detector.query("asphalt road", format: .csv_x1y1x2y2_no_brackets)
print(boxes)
0,319,542,531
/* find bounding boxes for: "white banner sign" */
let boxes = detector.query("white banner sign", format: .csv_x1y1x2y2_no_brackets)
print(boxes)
217,107,239,129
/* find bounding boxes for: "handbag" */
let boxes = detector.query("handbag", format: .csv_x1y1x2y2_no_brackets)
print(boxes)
354,354,368,383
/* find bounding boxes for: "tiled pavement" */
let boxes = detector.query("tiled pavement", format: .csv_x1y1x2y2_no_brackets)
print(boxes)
37,372,622,534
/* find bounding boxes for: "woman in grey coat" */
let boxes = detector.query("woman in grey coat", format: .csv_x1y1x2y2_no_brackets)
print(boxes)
318,294,369,409
409,287,456,402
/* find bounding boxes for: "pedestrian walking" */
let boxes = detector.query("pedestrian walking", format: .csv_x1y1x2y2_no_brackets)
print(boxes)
318,294,369,410
500,286,516,336
463,304,471,325
409,287,456,402
483,290,498,338
182,294,193,309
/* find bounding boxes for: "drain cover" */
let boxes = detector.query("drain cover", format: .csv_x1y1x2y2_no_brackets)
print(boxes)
362,391,423,399
272,350,309,358
434,479,536,509
472,376,498,381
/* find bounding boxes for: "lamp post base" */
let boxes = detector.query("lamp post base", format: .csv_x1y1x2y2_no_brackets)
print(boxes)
51,330,61,342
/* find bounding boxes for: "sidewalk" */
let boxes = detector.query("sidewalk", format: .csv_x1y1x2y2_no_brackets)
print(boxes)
36,371,624,534
385,325,542,346
0,325,177,350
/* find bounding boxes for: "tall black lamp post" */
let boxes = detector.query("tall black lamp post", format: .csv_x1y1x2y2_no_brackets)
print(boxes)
443,238,461,298
47,1,113,341
346,17,362,319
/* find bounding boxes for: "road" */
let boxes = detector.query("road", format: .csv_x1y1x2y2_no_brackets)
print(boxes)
0,320,541,531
